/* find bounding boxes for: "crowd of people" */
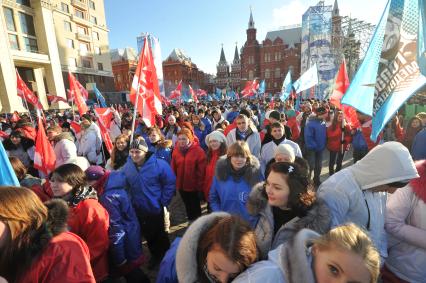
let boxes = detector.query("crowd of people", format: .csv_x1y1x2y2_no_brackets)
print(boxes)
0,96,425,283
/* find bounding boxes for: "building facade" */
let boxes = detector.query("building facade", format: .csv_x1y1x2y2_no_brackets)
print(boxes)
215,9,302,95
0,0,113,112
110,47,137,92
162,48,209,96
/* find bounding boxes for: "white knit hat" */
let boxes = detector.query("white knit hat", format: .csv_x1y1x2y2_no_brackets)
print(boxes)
274,144,295,162
205,130,227,145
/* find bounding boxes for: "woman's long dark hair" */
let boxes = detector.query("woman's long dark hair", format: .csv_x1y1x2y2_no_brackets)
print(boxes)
206,142,227,163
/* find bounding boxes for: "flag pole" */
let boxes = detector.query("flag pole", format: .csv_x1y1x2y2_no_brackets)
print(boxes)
21,96,34,125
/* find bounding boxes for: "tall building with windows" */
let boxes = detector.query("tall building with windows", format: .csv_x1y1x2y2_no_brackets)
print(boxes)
0,0,113,112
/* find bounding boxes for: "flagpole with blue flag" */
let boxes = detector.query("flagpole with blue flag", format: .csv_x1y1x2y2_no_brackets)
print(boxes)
341,0,391,115
94,86,107,108
0,142,20,186
280,70,292,101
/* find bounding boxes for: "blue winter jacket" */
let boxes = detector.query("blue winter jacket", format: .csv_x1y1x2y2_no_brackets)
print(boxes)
99,171,142,265
193,125,207,150
148,144,172,164
201,117,212,134
304,117,326,152
352,129,368,151
121,152,176,215
156,238,181,283
411,128,426,161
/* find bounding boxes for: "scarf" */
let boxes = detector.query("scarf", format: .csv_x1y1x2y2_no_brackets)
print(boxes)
272,136,286,146
67,186,98,207
236,127,253,141
227,159,247,182
179,142,192,155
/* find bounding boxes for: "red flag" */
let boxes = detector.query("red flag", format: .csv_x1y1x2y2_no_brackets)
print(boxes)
189,85,198,102
241,79,259,97
75,80,89,100
94,108,113,154
46,93,69,104
33,114,56,175
129,38,162,127
269,97,275,109
16,70,43,110
68,72,88,115
197,89,207,96
331,60,360,128
70,121,81,134
169,80,182,99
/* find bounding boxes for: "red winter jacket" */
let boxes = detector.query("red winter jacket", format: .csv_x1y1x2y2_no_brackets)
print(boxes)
326,124,352,152
68,199,110,282
17,232,95,283
171,144,206,192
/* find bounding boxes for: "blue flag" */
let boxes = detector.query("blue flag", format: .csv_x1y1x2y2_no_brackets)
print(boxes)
341,0,391,116
371,0,426,141
94,86,107,108
280,71,293,101
258,80,266,94
215,88,222,100
0,142,20,186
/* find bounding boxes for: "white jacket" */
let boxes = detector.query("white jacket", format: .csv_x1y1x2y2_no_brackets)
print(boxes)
77,123,102,164
317,142,418,262
227,127,261,158
385,185,426,283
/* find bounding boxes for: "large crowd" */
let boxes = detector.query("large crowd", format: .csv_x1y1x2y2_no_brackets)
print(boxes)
0,97,425,283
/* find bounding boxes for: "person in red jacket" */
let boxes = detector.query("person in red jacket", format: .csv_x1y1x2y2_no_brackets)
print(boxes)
326,110,352,175
171,128,207,222
50,163,110,282
0,187,95,283
203,131,228,203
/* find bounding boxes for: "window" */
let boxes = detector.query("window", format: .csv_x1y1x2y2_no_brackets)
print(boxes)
3,7,16,31
92,31,99,40
74,9,85,19
61,2,69,13
23,37,38,52
19,12,36,36
90,15,97,24
274,82,278,88
275,68,281,78
248,70,254,80
82,57,92,68
66,38,74,48
64,20,72,32
77,25,87,35
275,52,281,61
94,46,101,54
265,69,270,79
16,0,30,6
98,63,103,71
8,34,19,50
79,42,89,55
68,57,77,67
89,0,95,9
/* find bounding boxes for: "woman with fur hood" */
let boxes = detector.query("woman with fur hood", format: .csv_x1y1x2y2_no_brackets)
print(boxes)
209,141,263,227
156,213,259,283
0,187,95,282
233,223,380,283
383,159,426,283
148,127,173,163
247,162,330,259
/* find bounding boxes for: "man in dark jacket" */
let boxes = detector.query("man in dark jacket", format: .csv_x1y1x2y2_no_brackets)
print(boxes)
304,107,327,186
121,138,176,269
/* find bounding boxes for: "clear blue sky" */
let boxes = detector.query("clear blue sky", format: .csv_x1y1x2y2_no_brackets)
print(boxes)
105,0,388,74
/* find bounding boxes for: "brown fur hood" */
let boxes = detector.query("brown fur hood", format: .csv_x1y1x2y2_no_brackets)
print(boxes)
53,132,74,143
215,155,262,188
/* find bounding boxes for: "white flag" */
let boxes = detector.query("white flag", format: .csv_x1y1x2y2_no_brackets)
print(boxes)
293,64,318,94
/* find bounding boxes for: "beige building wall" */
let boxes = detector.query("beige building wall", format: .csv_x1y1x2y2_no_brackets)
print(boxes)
0,0,113,113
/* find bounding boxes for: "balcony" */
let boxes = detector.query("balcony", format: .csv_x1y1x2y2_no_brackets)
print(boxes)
76,32,91,42
71,0,87,11
71,14,92,27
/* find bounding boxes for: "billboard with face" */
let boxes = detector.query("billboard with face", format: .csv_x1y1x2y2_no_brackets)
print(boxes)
301,4,338,100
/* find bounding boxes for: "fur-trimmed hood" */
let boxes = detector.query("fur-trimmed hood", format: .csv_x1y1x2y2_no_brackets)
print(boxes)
215,155,261,188
44,199,69,236
248,182,331,237
158,139,173,149
53,132,74,143
176,212,230,283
